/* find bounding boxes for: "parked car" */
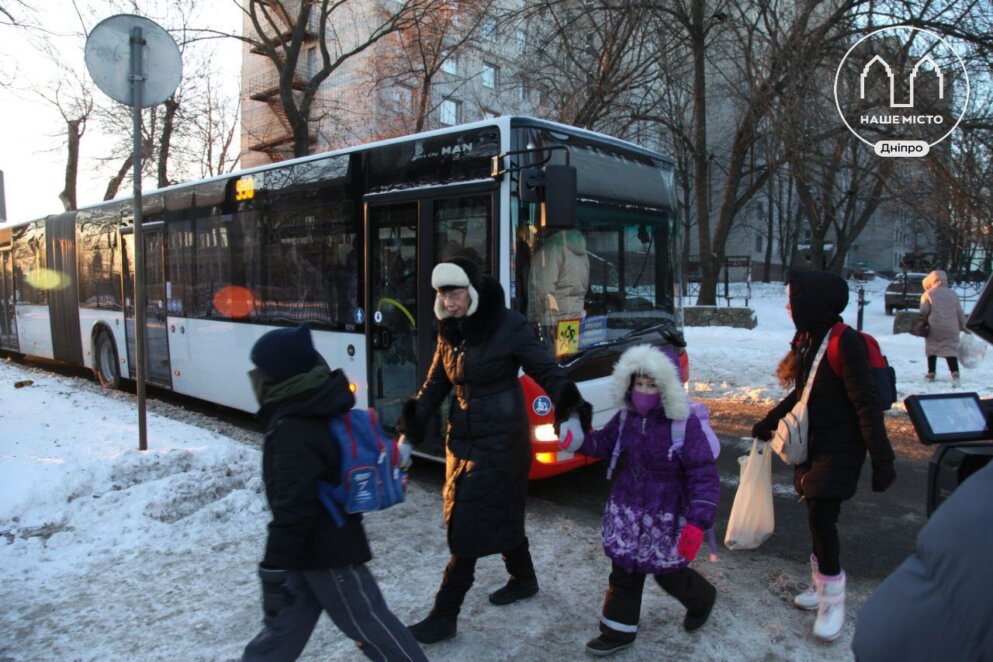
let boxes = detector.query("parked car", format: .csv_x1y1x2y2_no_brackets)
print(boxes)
849,262,877,282
885,271,928,315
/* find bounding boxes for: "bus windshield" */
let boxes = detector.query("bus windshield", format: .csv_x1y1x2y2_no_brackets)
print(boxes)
519,205,678,360
511,125,681,361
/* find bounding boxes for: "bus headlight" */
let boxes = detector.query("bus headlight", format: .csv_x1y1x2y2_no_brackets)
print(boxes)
533,423,557,442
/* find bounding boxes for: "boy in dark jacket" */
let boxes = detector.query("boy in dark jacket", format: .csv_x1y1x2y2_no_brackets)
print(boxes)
243,324,425,662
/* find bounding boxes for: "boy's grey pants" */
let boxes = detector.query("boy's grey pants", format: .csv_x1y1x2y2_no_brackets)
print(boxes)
243,563,426,662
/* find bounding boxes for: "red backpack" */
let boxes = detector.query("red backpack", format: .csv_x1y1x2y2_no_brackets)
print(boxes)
826,322,897,410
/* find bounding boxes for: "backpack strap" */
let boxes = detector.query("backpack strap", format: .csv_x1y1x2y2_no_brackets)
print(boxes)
669,417,688,460
826,321,846,377
605,410,628,480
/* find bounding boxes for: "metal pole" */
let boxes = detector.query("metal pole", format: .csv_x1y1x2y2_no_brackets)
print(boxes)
857,286,865,331
131,26,148,451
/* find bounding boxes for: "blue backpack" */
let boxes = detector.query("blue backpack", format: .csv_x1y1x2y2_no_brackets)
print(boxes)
318,408,407,527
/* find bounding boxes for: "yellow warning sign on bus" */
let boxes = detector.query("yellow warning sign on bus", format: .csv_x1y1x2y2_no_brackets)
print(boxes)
555,319,581,357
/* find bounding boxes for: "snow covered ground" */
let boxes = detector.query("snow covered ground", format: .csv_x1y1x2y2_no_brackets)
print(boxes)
1,277,990,661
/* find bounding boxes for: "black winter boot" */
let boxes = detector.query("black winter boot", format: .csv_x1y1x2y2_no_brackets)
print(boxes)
409,555,475,644
488,577,539,605
408,614,457,644
585,635,634,657
655,567,717,632
489,537,539,605
683,582,716,632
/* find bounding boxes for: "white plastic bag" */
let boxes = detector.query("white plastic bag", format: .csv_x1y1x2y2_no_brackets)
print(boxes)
724,439,774,550
958,333,987,369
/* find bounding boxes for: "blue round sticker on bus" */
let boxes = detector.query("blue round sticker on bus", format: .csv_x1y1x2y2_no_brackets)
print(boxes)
353,308,365,324
532,395,553,417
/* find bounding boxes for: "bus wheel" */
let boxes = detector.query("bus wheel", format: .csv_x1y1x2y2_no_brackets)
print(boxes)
94,331,121,389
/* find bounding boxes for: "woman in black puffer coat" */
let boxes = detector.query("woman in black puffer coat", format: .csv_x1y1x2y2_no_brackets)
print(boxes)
752,270,896,643
398,256,589,644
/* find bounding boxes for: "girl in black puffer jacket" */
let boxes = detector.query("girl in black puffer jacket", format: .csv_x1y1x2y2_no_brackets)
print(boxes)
752,271,896,643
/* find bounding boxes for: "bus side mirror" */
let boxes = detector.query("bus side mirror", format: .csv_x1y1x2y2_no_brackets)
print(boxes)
519,167,544,203
542,165,576,229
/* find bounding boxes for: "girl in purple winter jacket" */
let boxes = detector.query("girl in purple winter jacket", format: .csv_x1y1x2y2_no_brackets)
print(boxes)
559,344,720,657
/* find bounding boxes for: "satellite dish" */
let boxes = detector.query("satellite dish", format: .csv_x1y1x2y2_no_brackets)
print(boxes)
84,14,182,107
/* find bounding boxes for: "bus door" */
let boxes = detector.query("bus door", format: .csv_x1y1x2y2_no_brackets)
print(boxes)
122,227,172,388
0,246,17,350
366,191,495,456
367,202,420,441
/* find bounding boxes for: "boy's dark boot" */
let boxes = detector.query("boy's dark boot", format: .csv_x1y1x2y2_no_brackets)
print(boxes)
489,537,539,605
409,557,474,644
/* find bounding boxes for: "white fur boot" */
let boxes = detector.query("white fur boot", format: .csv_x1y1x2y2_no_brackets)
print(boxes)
793,554,819,611
813,570,846,641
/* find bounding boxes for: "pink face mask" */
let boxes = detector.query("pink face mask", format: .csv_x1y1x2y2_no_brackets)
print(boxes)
631,390,661,417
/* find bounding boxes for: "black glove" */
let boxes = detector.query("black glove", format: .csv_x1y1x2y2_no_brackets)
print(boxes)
258,566,293,616
751,421,773,442
578,400,594,432
872,463,896,493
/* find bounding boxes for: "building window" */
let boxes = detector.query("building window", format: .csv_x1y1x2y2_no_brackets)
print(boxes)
392,86,413,112
481,15,497,40
440,99,462,125
441,51,458,75
482,63,498,89
515,29,526,54
755,234,763,252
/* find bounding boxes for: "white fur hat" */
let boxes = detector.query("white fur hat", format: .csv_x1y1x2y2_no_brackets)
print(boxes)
610,344,689,420
431,257,481,319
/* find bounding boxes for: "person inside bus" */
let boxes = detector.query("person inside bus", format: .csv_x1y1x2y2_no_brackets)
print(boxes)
528,228,590,337
243,324,426,662
396,255,591,644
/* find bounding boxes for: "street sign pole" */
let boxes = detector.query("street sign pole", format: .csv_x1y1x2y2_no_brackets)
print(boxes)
130,26,148,451
85,13,181,451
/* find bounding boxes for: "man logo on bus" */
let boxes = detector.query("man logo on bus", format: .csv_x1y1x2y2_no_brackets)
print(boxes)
834,26,969,158
532,395,553,417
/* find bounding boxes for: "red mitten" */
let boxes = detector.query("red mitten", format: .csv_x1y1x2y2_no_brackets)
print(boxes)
677,524,704,561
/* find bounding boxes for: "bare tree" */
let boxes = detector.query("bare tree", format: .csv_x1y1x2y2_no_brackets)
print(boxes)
509,0,664,134
0,0,33,26
20,38,95,211
241,0,426,159
372,0,491,136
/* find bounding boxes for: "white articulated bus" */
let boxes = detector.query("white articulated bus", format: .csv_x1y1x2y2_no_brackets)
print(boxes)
0,116,686,478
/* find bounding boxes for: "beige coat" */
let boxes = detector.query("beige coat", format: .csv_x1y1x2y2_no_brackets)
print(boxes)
529,229,590,325
920,270,966,357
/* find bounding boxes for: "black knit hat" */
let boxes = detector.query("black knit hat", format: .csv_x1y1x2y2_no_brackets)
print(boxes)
250,324,320,382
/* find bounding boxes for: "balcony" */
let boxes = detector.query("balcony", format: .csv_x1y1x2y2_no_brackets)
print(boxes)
246,69,311,101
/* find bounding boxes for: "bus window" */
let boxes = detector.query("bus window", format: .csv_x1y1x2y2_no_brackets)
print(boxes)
432,196,491,273
12,222,47,306
78,208,122,311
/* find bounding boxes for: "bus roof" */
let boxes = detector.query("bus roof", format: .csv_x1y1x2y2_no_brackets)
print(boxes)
0,116,675,228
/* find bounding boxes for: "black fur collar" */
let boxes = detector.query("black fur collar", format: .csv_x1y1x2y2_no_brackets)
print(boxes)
439,277,506,345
